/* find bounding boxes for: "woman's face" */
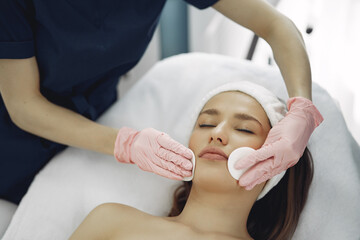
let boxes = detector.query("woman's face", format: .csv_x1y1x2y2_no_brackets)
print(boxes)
189,91,271,192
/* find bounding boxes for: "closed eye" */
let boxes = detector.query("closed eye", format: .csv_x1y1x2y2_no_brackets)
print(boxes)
199,124,216,128
236,129,254,134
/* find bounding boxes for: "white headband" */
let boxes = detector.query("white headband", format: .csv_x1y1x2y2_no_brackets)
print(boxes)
189,81,287,200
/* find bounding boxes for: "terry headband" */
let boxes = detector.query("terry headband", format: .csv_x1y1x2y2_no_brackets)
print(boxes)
187,81,287,200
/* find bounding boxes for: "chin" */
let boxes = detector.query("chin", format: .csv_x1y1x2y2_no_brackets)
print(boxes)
193,159,239,192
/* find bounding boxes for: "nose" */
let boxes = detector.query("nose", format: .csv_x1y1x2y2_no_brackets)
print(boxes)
210,123,228,145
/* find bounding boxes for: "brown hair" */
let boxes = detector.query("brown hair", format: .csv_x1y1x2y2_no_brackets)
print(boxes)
168,148,314,240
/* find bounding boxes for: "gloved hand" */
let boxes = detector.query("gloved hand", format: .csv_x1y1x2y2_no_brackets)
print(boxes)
235,97,324,190
114,127,193,180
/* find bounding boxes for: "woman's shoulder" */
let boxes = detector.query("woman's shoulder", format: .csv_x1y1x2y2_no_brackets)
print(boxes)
96,204,203,240
92,202,151,224
87,204,249,240
83,203,160,239
69,203,150,240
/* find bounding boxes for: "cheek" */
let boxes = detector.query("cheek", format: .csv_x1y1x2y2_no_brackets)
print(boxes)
188,131,202,153
232,134,266,150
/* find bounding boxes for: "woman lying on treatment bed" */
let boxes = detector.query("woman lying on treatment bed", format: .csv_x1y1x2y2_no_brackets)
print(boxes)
70,82,314,240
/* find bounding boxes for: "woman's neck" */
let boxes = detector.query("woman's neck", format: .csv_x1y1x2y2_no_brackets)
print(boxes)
171,184,257,240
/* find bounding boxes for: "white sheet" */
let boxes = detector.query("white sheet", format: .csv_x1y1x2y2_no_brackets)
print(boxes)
4,53,360,240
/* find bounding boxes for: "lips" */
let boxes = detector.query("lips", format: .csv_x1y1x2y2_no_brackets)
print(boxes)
199,146,228,161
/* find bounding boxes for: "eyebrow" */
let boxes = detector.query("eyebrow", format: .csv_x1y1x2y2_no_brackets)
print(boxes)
199,108,263,127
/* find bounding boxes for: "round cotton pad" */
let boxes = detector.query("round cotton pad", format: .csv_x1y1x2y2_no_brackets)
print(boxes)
183,150,196,181
228,147,287,200
227,147,256,180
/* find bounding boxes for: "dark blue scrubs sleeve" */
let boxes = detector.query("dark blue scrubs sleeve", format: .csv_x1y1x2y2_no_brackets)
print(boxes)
0,0,35,58
183,0,219,9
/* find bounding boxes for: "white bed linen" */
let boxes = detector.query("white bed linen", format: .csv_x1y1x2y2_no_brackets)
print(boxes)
4,53,360,240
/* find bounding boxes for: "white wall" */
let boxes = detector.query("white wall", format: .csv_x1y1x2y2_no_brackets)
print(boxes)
275,0,360,144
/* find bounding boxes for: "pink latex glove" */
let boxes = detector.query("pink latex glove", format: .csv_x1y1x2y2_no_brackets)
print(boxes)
235,97,324,190
114,127,193,180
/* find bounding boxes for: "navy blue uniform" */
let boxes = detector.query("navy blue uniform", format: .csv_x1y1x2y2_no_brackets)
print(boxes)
0,0,218,204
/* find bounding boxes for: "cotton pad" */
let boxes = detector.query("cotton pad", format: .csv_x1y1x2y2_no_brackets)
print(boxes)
183,150,196,181
227,147,256,180
228,147,287,200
